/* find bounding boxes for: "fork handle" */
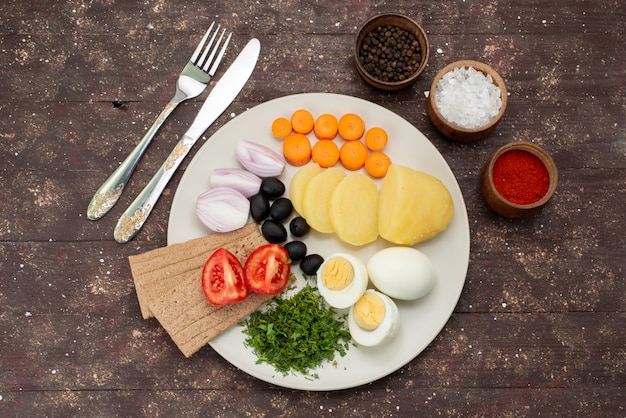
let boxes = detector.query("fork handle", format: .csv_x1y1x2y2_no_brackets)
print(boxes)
86,99,180,220
114,133,195,243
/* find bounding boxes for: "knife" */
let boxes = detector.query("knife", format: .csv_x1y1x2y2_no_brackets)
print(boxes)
113,38,260,243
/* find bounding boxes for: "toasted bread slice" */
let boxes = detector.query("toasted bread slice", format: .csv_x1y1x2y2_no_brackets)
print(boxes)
128,223,271,357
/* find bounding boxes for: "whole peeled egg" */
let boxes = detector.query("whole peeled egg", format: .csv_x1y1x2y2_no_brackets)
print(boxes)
316,253,368,309
367,247,436,300
348,289,399,346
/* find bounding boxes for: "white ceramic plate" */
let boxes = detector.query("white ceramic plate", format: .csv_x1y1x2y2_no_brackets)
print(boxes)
168,93,470,391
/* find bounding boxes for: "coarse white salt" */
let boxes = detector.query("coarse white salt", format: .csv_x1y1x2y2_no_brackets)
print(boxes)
434,66,502,129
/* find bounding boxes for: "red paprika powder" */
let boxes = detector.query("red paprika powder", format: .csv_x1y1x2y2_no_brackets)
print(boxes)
492,150,550,205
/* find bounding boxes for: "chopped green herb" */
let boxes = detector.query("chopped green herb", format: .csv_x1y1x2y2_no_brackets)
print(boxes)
241,285,351,378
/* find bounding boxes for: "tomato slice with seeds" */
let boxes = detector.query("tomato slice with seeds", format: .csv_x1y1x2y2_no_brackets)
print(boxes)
201,248,248,305
244,244,291,295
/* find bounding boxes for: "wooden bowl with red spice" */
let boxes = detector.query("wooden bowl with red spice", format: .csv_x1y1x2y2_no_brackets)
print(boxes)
481,142,558,218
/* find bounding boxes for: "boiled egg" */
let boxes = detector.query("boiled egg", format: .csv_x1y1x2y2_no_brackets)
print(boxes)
348,289,399,347
316,253,368,309
367,247,436,300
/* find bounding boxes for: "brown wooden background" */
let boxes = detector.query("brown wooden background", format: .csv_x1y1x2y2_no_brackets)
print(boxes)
1,0,624,416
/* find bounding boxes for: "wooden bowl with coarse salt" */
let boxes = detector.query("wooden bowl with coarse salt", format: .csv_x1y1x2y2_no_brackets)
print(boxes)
427,60,507,142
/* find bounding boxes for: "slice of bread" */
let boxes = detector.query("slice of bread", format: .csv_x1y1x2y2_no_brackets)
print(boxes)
149,277,271,357
128,222,271,357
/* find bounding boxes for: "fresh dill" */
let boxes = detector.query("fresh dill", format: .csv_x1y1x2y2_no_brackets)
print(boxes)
241,284,351,378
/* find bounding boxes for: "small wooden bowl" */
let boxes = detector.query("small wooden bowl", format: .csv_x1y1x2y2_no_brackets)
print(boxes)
427,60,507,142
481,142,558,218
355,14,429,91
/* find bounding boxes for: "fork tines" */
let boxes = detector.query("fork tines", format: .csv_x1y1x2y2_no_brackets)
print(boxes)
191,22,232,76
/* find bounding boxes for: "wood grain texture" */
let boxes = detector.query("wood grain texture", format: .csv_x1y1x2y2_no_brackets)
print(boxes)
1,0,624,416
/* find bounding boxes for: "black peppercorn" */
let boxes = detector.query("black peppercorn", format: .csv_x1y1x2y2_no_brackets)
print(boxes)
359,25,422,83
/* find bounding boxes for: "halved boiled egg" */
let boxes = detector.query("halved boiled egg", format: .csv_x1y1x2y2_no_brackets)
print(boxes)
316,253,368,309
348,289,399,347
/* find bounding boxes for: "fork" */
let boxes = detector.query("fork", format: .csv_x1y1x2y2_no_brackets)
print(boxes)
87,22,231,220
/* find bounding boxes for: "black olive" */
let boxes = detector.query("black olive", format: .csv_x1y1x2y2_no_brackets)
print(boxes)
289,216,310,237
284,240,307,262
249,193,270,222
260,177,285,198
261,219,287,243
300,254,324,276
270,197,293,221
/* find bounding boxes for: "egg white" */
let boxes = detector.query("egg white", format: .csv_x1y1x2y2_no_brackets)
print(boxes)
367,246,436,300
316,253,368,309
348,290,399,347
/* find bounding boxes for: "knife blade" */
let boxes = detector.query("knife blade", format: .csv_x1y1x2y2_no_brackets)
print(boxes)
114,38,260,243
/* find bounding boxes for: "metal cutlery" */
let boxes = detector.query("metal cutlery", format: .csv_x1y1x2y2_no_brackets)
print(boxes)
114,38,261,244
87,22,231,220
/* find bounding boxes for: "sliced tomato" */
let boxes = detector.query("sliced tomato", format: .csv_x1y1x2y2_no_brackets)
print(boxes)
201,248,248,305
244,244,291,295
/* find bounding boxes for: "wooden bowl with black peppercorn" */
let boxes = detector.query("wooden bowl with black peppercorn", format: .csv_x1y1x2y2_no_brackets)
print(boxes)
480,141,558,218
355,14,429,91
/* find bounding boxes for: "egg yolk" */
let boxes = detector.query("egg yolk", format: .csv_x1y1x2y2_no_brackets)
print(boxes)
353,293,386,331
321,256,354,290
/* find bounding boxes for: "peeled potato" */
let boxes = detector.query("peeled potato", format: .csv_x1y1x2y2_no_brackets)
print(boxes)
301,167,346,233
378,165,454,245
290,163,325,215
329,173,379,246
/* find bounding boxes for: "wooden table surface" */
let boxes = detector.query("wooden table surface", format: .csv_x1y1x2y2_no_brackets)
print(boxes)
1,1,624,416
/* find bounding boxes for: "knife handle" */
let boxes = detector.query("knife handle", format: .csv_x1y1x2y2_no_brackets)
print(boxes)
87,99,180,220
114,133,195,243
